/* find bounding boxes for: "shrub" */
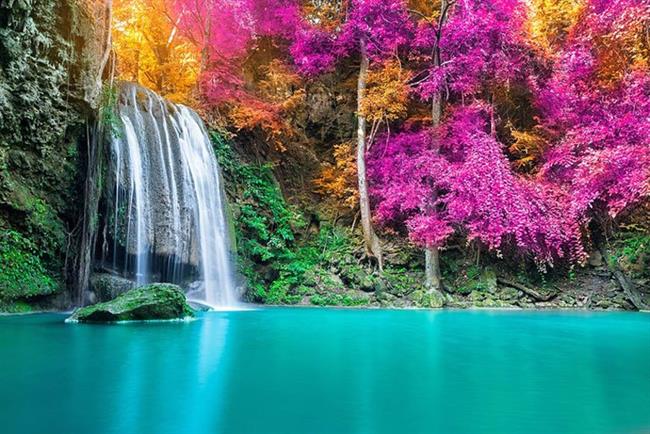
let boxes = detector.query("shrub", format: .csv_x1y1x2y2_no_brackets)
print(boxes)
0,230,58,301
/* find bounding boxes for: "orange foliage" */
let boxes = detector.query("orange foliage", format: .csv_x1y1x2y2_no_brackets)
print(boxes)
228,60,306,151
314,141,359,209
301,0,348,30
112,0,200,104
360,60,412,125
590,6,650,85
526,0,584,52
508,125,552,171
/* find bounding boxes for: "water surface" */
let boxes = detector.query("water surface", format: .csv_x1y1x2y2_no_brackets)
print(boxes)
1,309,649,434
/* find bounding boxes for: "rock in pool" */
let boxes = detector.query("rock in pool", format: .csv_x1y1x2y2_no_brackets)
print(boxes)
68,283,194,323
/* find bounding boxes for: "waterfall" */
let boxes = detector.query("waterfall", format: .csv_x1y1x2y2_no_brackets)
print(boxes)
105,83,237,308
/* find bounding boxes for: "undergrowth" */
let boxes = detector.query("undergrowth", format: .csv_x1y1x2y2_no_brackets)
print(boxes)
0,229,58,302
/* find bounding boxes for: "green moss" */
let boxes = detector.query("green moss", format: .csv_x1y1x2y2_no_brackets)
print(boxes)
410,290,445,308
68,284,194,323
610,231,650,279
213,132,323,304
100,83,122,138
0,229,58,302
382,267,423,296
0,300,34,314
310,292,370,307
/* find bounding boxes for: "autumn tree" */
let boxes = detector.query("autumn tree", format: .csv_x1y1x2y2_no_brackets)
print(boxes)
535,0,650,240
112,0,199,103
400,0,530,292
292,0,413,270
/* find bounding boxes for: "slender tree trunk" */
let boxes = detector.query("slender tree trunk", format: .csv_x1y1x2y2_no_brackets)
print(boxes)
357,38,383,271
425,247,442,290
490,93,497,137
424,0,450,294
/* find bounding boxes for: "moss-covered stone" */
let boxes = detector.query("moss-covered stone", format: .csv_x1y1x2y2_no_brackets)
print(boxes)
68,284,194,322
411,289,445,308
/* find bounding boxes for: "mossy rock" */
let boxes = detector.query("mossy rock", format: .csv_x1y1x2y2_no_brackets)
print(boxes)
68,284,194,323
411,289,445,308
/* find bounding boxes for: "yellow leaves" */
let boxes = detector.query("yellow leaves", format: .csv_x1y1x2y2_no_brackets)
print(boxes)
408,0,441,23
526,0,584,52
112,0,200,104
360,60,412,124
229,100,291,152
594,8,650,85
227,60,306,152
508,125,551,171
258,60,304,105
314,141,359,209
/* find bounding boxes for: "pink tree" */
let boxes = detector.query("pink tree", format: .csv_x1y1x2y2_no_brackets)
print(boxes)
528,0,650,308
291,0,413,270
369,106,585,276
536,0,650,223
533,0,650,298
404,0,531,290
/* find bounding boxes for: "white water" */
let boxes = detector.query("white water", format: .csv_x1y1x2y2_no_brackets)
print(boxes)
108,84,237,308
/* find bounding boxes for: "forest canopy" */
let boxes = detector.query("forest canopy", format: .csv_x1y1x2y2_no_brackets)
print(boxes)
105,0,650,300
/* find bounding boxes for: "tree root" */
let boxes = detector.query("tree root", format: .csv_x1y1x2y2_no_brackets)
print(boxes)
497,278,558,302
612,269,648,311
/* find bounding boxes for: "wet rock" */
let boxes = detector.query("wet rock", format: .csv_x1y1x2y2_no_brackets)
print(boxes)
469,290,485,302
68,283,194,322
90,273,135,302
499,287,521,301
588,250,604,267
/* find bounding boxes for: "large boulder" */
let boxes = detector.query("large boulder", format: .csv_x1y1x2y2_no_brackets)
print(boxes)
90,273,135,302
68,284,194,323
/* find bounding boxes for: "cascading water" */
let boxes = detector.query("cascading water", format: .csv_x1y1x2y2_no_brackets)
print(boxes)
103,83,237,308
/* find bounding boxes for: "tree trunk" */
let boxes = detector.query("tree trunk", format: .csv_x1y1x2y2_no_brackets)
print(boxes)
424,0,450,292
357,39,383,271
425,246,442,292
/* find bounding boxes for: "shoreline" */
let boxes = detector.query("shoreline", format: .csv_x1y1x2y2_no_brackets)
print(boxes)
3,303,647,317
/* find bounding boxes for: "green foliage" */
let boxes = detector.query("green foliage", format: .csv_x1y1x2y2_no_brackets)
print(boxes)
611,230,650,278
100,83,122,138
212,134,370,305
0,230,58,301
213,132,309,303
454,265,483,294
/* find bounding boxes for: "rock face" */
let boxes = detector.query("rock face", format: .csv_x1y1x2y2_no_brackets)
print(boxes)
0,0,110,310
90,273,136,302
68,284,194,322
